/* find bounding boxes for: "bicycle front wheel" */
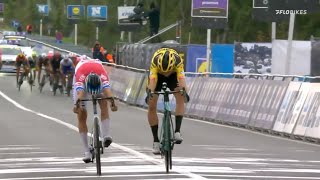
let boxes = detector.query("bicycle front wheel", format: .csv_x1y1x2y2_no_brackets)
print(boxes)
94,117,102,176
163,110,173,173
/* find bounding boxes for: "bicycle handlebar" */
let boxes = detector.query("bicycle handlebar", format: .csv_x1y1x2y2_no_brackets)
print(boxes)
79,96,115,102
151,89,185,95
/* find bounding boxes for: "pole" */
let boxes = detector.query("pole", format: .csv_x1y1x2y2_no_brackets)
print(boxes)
120,0,127,41
128,32,132,43
96,26,99,40
75,24,78,45
206,29,211,72
272,22,276,40
285,14,295,75
40,19,43,36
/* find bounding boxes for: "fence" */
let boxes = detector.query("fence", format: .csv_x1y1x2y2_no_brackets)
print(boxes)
26,36,320,143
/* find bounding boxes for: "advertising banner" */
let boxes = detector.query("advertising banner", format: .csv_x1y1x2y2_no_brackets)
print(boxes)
36,4,49,16
293,83,320,137
186,45,207,72
87,5,107,21
67,5,85,19
192,0,229,18
212,44,234,73
283,83,311,134
248,80,289,129
118,6,136,25
273,82,302,133
272,40,311,75
234,42,272,74
304,84,320,139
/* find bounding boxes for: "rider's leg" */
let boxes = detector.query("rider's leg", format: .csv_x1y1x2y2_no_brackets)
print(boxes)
24,67,31,83
74,90,90,162
16,67,20,85
148,95,160,154
37,64,42,84
173,91,184,143
98,88,112,147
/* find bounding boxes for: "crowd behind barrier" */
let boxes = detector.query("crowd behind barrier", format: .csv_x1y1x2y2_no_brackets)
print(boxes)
25,36,320,143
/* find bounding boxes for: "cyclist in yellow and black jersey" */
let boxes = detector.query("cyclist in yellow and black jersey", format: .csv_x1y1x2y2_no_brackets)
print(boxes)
145,47,190,155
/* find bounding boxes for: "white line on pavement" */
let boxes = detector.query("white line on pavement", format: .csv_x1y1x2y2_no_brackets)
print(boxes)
0,91,208,180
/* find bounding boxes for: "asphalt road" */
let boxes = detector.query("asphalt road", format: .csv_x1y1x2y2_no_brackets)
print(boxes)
1,74,320,180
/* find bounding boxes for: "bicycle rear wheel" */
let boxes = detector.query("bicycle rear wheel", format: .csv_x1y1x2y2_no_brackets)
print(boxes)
94,117,102,176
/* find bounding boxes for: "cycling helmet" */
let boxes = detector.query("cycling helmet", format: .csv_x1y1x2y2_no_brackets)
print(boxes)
151,48,181,73
18,53,24,58
41,53,46,58
32,51,37,57
85,73,102,95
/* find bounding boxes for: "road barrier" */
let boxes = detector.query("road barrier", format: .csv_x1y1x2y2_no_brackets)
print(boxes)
26,36,320,143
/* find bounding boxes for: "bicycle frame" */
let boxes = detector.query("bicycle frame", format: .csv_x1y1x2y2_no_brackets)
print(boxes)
151,82,184,173
79,95,115,176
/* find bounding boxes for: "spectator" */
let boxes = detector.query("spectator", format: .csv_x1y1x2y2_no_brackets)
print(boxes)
92,41,106,62
55,30,63,44
17,25,23,33
129,2,145,25
26,24,32,34
147,2,160,37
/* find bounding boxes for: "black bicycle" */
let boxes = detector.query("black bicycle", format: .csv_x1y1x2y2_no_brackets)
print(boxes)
78,95,116,176
151,82,187,173
17,69,33,92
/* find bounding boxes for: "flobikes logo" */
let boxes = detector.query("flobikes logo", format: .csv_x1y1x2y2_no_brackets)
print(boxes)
275,10,308,15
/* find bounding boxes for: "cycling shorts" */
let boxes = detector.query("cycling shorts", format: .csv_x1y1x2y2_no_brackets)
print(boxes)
62,66,74,75
154,72,178,92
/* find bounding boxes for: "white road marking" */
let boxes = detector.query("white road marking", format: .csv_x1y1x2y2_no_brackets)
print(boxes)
0,147,41,151
0,91,208,180
0,174,185,180
0,152,51,155
199,174,320,179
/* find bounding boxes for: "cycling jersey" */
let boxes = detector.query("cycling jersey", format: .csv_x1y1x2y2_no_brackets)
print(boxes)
74,59,111,92
51,57,62,73
149,49,185,81
60,58,73,67
16,56,28,68
61,58,74,75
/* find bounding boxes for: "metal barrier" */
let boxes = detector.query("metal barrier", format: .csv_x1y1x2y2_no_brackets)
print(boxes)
26,36,320,143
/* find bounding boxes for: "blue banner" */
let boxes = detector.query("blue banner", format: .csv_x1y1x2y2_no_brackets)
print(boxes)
186,45,207,72
212,44,234,73
36,4,49,16
67,5,85,19
87,5,108,21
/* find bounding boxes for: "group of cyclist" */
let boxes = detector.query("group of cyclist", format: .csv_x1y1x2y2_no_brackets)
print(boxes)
15,50,79,94
15,46,190,163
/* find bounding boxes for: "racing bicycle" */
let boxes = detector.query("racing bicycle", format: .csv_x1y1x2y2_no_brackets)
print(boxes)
151,82,187,173
17,68,34,92
78,95,116,176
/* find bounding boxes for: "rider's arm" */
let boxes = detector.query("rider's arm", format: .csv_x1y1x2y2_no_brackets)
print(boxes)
148,66,158,92
59,62,63,74
176,63,187,92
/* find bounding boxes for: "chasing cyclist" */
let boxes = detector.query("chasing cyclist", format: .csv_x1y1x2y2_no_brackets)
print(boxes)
37,53,51,85
73,56,118,163
60,55,75,93
145,47,190,155
15,52,30,87
49,51,63,92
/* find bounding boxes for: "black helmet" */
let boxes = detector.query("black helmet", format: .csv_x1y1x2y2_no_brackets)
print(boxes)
85,73,102,95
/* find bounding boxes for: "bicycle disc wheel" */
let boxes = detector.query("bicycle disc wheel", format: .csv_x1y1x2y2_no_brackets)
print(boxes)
94,117,102,176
